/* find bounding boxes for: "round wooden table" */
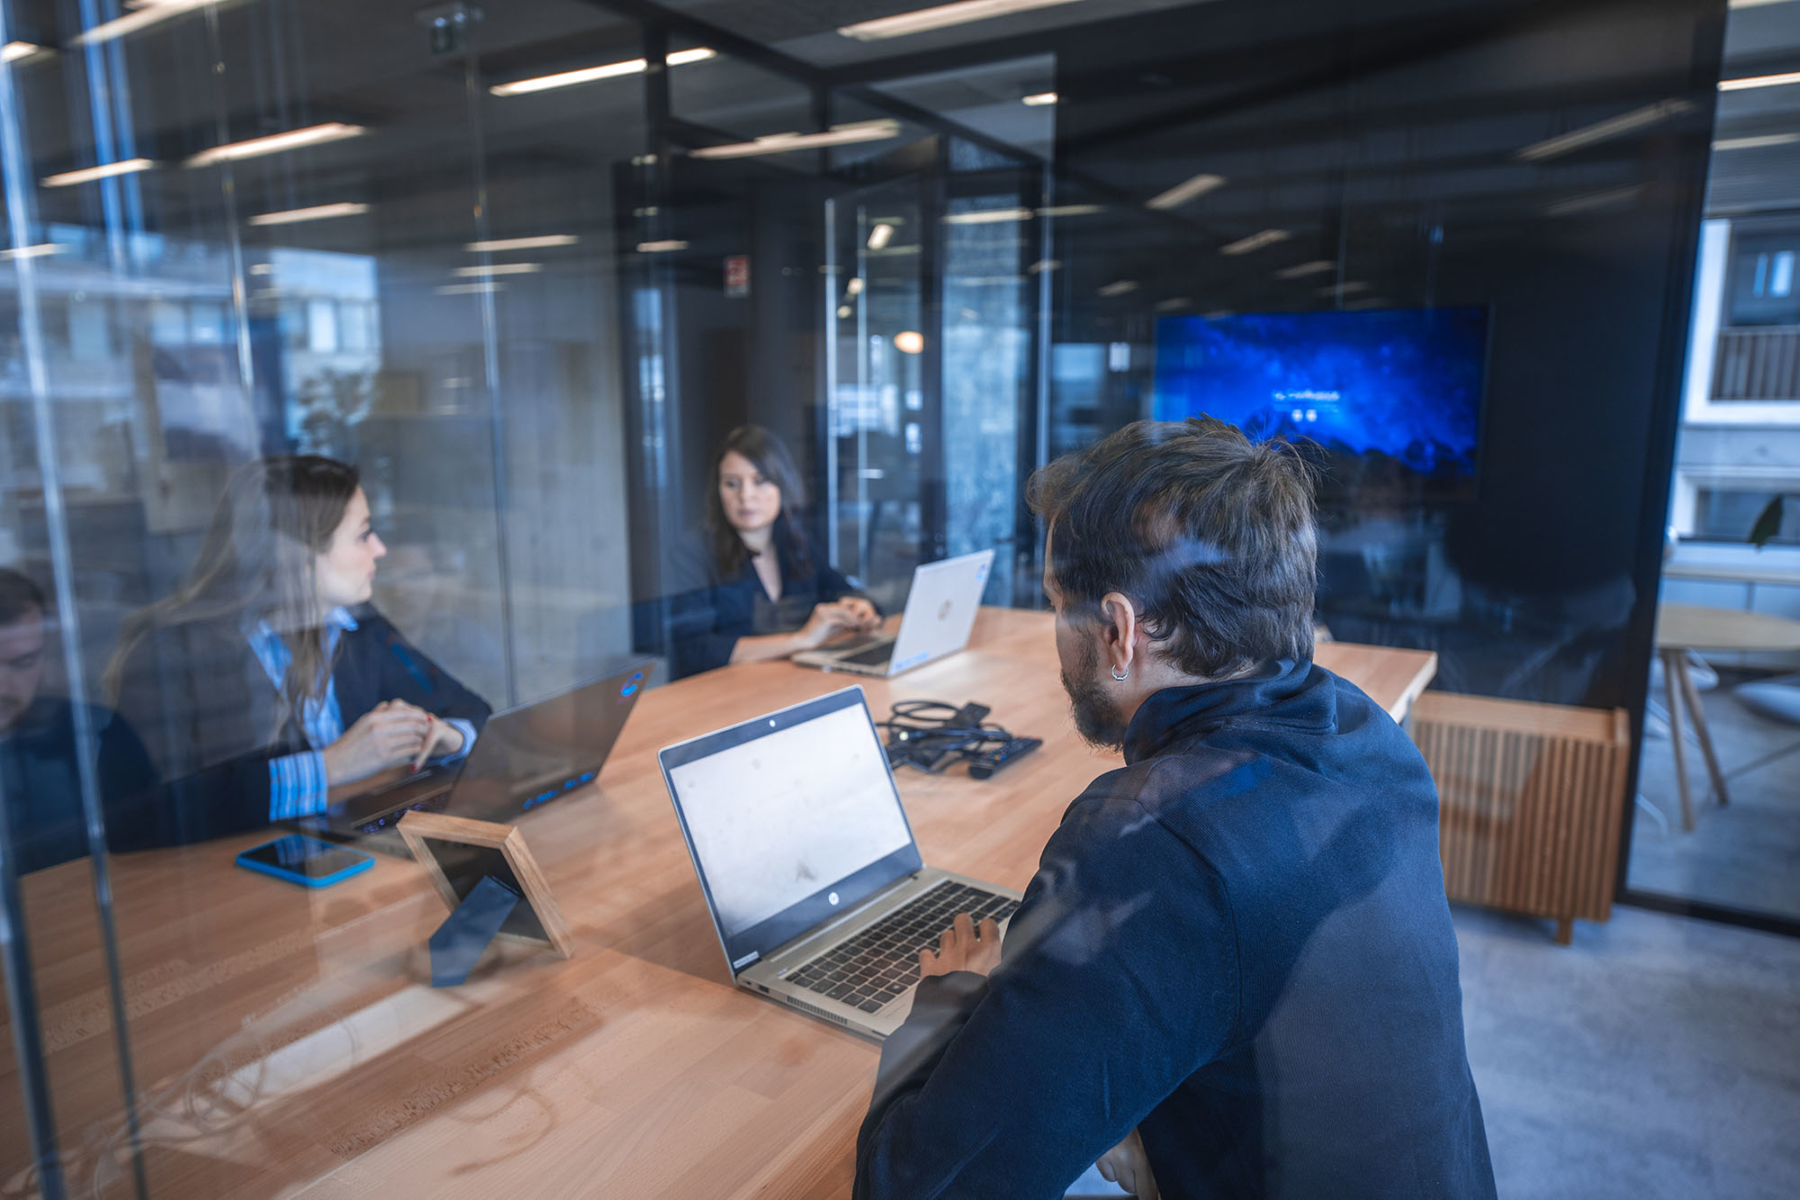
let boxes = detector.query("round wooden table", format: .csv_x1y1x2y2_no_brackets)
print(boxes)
1653,603,1800,831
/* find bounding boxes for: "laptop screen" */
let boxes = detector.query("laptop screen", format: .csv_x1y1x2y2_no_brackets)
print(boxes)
451,665,650,819
661,688,921,968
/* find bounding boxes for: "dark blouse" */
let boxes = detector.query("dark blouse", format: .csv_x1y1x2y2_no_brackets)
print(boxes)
666,525,863,679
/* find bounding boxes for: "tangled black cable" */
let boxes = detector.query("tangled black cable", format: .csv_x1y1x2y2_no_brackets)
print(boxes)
878,699,1038,777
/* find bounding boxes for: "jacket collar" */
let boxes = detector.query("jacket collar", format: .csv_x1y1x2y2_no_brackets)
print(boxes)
1121,658,1332,765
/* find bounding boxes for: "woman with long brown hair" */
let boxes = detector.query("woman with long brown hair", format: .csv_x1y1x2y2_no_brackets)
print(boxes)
106,456,489,846
666,425,877,679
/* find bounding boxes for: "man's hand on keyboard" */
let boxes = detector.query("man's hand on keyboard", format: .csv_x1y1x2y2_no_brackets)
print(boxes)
920,911,1002,978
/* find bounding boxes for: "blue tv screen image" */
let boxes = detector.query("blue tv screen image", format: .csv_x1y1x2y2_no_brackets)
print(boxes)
1153,307,1488,495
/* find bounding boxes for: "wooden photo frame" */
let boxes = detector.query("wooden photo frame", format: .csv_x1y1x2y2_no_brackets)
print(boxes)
397,811,573,959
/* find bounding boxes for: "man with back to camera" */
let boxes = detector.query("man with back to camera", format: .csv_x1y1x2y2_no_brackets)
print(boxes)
854,418,1495,1199
0,568,156,874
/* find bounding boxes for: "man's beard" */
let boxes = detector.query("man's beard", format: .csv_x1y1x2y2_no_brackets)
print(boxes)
1061,636,1130,750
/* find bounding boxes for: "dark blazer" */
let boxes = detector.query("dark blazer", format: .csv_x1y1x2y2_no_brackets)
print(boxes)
0,696,157,875
110,606,490,848
665,523,863,680
855,660,1495,1200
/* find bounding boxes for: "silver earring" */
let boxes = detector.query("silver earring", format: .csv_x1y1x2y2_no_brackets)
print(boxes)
1111,665,1128,682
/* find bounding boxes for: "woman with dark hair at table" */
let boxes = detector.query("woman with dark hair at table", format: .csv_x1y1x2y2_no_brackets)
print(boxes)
666,425,878,679
104,456,490,847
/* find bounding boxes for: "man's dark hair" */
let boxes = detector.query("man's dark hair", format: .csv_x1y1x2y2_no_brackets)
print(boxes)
1027,417,1318,678
0,567,46,627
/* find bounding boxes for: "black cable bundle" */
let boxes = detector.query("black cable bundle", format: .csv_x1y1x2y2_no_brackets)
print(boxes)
879,700,1041,779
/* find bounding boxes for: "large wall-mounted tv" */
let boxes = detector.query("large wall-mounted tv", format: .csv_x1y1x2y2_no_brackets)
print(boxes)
1152,306,1490,500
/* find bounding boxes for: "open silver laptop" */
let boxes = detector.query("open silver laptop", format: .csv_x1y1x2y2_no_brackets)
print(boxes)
658,685,1021,1040
792,548,994,678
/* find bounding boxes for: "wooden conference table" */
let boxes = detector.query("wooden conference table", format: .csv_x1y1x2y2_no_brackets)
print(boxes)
1,609,1436,1200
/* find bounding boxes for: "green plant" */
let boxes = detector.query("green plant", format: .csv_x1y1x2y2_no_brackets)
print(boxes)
1750,494,1792,548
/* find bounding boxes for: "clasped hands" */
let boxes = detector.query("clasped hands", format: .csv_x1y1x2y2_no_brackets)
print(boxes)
795,596,881,650
322,698,463,784
918,911,1161,1199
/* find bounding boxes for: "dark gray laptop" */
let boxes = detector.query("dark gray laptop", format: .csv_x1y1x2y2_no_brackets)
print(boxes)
311,663,651,843
658,685,1021,1040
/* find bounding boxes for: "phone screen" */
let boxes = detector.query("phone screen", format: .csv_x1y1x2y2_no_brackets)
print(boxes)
239,835,370,880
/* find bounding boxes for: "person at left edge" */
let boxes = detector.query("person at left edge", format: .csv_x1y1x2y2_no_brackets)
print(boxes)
102,456,491,848
0,568,156,874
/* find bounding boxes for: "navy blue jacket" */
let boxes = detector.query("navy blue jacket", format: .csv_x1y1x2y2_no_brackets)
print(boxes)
856,659,1494,1199
0,697,157,875
665,524,863,679
110,606,490,848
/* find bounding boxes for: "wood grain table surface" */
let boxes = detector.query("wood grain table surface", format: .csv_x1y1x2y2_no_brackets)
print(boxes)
0,608,1436,1200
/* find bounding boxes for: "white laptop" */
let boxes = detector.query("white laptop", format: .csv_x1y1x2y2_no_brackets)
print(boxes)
658,686,1022,1040
793,548,994,677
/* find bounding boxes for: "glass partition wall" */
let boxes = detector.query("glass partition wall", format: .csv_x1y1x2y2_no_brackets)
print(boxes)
0,0,1767,1196
0,5,1057,1193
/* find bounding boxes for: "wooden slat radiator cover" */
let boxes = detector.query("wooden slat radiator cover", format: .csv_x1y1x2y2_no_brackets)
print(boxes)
1410,693,1631,936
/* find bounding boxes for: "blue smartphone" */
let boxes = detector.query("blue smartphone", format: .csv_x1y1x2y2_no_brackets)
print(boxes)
236,834,374,888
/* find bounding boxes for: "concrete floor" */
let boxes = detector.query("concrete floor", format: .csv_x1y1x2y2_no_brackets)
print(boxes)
1459,904,1800,1200
1629,676,1800,919
1071,904,1800,1198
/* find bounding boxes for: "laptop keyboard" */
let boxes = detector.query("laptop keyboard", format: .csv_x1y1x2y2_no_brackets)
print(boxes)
839,641,896,667
783,881,1019,1014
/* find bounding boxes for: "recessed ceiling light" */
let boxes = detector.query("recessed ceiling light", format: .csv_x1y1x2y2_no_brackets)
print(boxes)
0,244,64,260
248,202,370,226
464,234,578,252
1713,132,1800,150
1154,297,1191,312
1022,92,1058,106
1098,279,1138,297
841,0,1091,42
41,158,155,187
490,47,715,97
943,207,1031,224
690,120,900,160
1275,259,1336,279
1514,99,1690,161
1720,70,1800,92
1146,173,1226,211
453,262,542,276
867,223,894,250
1037,204,1103,217
188,123,365,167
636,240,689,253
1545,186,1640,216
894,330,925,353
1,41,43,63
1220,229,1290,256
75,0,213,47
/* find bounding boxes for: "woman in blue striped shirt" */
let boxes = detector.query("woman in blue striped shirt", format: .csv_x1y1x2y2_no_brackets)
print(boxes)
103,456,490,848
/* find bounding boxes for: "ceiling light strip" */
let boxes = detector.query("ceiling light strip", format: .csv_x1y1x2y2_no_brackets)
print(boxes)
491,47,714,97
1514,99,1691,161
188,123,365,167
840,0,1091,42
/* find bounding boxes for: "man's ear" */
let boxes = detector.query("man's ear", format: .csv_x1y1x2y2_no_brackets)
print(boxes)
1098,592,1139,670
